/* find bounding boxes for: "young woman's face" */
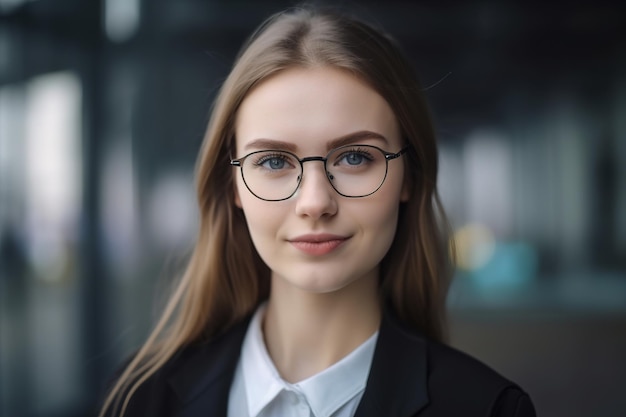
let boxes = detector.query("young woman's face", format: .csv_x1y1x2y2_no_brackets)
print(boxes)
234,66,408,294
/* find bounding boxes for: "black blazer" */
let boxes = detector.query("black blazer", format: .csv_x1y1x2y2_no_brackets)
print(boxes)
109,311,536,417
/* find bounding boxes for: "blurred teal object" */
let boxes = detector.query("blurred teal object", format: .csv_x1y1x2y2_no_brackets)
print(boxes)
468,242,538,290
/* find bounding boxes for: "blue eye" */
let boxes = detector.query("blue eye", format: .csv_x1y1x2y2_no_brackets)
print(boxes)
335,149,374,167
344,152,364,165
253,152,295,171
264,158,285,169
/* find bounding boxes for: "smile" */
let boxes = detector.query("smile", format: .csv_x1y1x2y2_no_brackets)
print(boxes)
288,234,350,256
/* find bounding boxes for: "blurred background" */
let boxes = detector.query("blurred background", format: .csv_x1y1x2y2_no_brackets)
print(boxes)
0,0,625,416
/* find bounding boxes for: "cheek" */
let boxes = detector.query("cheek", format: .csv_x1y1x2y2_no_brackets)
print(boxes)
368,200,401,246
236,188,283,252
239,205,270,261
364,172,405,243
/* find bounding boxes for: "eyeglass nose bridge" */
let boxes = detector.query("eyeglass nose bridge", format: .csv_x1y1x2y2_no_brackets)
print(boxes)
296,155,335,184
299,155,326,164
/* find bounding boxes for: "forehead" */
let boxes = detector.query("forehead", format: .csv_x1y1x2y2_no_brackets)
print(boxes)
235,66,401,153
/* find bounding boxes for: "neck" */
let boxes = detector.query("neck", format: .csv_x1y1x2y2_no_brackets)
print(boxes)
262,272,381,383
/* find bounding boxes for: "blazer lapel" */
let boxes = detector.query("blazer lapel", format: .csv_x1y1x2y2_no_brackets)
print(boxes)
355,311,429,417
163,311,429,417
167,317,251,417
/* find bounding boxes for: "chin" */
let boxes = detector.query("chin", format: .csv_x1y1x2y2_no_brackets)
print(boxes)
272,264,376,295
283,275,351,294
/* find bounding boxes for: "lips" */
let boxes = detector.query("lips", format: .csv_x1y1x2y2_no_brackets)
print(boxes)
288,234,349,256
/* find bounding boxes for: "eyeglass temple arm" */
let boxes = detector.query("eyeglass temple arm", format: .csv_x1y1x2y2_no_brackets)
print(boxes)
385,147,409,160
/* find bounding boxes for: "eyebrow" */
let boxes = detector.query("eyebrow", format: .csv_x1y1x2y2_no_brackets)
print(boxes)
243,130,389,152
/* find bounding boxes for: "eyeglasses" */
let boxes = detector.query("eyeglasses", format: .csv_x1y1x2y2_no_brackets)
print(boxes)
230,144,407,201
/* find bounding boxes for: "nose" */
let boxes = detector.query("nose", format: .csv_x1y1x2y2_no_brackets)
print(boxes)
294,161,338,219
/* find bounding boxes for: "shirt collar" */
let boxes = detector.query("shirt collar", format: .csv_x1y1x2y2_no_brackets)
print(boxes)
296,329,377,417
241,303,378,417
241,304,284,416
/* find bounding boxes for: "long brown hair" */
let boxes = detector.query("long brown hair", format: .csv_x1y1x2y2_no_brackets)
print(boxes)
100,6,452,417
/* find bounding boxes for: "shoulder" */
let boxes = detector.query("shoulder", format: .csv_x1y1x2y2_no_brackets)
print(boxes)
424,340,535,416
101,344,205,417
377,312,536,416
426,339,513,393
426,341,522,395
101,317,251,417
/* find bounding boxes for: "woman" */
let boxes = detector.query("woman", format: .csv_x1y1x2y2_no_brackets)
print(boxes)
100,6,536,417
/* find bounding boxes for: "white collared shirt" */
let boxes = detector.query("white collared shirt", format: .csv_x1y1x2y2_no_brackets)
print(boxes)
228,304,378,417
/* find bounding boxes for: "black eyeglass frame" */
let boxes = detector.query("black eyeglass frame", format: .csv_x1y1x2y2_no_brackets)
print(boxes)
230,144,408,201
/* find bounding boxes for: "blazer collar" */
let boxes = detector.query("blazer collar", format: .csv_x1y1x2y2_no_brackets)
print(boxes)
355,311,429,417
167,317,251,417
167,309,429,417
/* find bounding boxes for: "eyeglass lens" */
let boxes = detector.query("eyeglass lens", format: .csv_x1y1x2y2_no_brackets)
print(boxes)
239,145,390,201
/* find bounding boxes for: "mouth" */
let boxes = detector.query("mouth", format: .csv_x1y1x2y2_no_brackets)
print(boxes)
288,234,350,256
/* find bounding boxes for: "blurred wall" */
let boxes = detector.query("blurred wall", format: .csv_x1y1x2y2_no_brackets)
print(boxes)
0,1,625,416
